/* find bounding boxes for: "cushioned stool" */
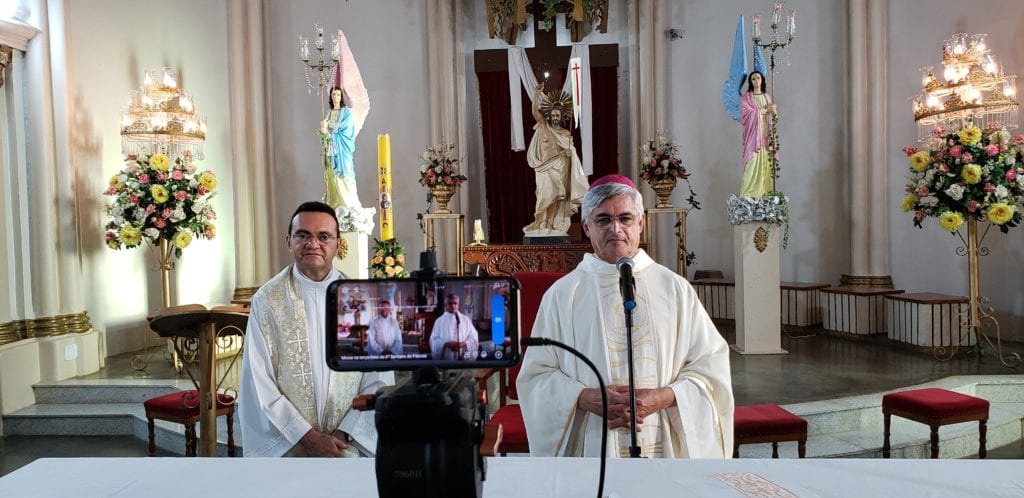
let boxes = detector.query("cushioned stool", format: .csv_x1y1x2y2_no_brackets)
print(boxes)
144,389,237,457
882,388,988,459
733,404,808,458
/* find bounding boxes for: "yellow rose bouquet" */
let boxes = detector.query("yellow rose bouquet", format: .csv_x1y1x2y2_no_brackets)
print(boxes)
104,151,217,258
369,238,409,279
902,123,1024,233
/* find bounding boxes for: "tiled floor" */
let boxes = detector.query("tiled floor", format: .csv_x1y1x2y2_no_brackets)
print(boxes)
1,324,1021,477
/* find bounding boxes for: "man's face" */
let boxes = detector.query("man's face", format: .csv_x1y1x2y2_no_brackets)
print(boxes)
287,211,340,281
582,195,644,264
379,302,392,318
550,109,562,125
445,296,460,314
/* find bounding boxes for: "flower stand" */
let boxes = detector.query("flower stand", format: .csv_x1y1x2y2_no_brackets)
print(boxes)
421,213,465,276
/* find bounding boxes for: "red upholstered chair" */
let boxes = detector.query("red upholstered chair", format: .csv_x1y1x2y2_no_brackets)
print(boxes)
476,271,565,455
882,388,989,459
733,404,808,458
144,389,237,457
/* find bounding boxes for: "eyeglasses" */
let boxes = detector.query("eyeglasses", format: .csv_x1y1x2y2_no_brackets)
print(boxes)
590,213,639,229
290,231,337,245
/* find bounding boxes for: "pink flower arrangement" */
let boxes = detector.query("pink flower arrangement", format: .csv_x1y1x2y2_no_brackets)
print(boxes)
639,133,690,183
901,123,1024,233
103,151,217,257
418,143,467,189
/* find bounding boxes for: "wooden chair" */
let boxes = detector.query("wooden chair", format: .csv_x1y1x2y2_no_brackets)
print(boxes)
882,388,989,459
733,404,808,458
144,389,237,456
475,271,564,455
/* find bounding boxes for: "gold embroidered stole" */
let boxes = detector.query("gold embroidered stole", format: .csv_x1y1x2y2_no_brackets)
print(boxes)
256,266,361,433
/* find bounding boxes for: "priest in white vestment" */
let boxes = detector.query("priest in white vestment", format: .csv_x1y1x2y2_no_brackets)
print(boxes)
429,294,479,360
367,300,404,356
240,202,393,457
517,176,734,458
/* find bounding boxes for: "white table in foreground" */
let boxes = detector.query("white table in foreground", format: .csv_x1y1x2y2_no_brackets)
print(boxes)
2,457,1021,497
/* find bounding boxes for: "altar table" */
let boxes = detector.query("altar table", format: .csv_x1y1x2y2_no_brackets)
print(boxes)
1,457,1020,497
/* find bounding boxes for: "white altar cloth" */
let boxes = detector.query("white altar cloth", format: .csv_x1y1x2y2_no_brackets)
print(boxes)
1,457,1021,497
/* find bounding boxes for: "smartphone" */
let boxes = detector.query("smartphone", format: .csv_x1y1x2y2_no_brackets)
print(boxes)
326,276,520,371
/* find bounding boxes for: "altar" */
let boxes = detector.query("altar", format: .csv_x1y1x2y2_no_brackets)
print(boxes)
2,457,1019,497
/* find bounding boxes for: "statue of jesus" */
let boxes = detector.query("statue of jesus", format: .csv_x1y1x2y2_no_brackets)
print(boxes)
523,82,588,238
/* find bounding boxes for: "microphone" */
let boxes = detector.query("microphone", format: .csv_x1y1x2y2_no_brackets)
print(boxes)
616,256,636,311
615,255,642,458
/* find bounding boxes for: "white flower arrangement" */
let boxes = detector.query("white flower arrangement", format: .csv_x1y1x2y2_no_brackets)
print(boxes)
335,205,376,235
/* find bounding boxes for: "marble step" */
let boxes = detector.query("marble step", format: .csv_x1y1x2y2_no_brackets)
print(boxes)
737,375,1024,459
6,383,239,457
32,382,183,404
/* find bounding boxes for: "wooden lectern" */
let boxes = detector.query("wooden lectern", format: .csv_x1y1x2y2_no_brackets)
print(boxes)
149,304,249,457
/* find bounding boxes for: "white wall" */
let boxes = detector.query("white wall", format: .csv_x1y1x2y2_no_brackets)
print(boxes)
888,0,1024,341
667,0,848,284
66,0,233,355
265,0,432,268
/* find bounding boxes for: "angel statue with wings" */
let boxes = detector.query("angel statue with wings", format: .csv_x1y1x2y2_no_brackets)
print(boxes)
320,30,371,210
723,16,777,198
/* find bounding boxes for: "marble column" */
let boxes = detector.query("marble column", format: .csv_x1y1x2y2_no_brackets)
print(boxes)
629,0,669,181
844,0,892,288
426,1,469,254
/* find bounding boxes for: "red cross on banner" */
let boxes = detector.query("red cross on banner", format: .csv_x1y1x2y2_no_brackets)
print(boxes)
569,57,583,129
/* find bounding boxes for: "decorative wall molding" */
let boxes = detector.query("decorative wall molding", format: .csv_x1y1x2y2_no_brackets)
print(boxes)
0,17,39,51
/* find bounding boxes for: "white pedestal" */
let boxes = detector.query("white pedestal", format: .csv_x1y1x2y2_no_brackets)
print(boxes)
335,231,369,279
732,223,787,355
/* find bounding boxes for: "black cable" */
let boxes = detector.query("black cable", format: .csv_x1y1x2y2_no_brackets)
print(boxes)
522,337,608,498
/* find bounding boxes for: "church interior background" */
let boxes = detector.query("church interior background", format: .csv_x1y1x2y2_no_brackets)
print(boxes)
1,0,1024,476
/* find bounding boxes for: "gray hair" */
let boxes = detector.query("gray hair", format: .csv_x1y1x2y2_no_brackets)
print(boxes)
581,182,645,222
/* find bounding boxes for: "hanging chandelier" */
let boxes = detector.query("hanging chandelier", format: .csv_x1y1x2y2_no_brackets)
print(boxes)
912,33,1017,138
120,67,207,159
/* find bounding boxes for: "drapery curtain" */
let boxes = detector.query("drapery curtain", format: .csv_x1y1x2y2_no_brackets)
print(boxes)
478,67,618,243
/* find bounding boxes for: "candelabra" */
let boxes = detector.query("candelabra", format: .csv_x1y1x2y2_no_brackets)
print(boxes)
299,22,341,121
911,33,1018,140
751,1,796,98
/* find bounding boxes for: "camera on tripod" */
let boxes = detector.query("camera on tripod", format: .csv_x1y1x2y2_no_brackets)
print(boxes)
325,251,521,498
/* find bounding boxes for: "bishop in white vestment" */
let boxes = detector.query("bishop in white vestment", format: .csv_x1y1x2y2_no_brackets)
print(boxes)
517,176,734,458
429,294,479,361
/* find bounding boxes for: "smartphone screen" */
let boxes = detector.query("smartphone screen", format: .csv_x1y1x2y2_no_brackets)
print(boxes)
326,276,520,371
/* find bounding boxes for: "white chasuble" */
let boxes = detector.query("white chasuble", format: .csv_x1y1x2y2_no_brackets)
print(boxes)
239,265,393,457
517,250,734,458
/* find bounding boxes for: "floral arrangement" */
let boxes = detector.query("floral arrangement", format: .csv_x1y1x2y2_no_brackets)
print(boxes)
419,143,467,199
640,132,701,210
370,238,409,279
103,151,217,258
336,205,376,235
727,192,790,249
640,132,690,183
901,123,1024,233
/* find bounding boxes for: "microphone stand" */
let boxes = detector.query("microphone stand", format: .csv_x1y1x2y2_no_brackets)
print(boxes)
624,299,641,458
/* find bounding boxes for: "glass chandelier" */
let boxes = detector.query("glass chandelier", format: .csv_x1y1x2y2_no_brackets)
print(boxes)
121,67,207,159
912,33,1017,139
